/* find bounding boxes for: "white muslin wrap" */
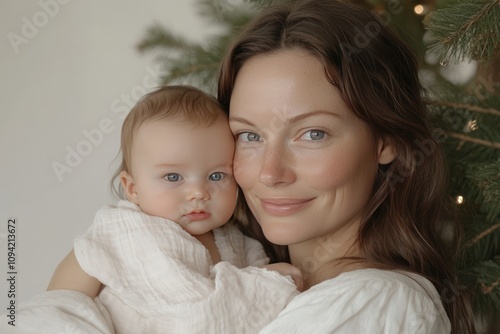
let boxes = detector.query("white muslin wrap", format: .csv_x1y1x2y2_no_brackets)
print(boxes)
74,200,298,333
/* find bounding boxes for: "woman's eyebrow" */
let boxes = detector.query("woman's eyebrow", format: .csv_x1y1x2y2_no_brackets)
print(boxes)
229,110,340,126
285,110,341,124
229,116,255,126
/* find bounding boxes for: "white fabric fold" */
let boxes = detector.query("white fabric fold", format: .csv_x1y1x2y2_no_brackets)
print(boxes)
0,290,115,334
74,201,298,333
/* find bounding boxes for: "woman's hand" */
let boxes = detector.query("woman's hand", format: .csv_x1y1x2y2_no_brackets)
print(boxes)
261,263,304,292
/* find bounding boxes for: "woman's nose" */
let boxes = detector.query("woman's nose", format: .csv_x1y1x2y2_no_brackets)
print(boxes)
258,143,296,187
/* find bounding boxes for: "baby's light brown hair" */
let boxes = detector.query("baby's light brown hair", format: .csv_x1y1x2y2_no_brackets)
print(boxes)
111,85,227,198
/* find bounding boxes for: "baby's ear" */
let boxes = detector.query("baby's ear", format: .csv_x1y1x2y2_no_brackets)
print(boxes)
120,171,139,204
377,137,396,165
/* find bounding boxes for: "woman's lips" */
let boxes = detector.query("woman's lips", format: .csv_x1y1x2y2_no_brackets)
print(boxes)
259,198,314,216
184,211,211,221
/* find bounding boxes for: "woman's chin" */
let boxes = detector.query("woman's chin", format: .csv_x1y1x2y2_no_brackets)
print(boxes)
261,225,303,246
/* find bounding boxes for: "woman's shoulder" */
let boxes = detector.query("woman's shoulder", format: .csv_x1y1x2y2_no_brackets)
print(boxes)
260,269,451,334
301,268,445,308
321,268,440,297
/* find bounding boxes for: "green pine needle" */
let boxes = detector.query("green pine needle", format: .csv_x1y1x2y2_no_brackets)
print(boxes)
424,0,500,63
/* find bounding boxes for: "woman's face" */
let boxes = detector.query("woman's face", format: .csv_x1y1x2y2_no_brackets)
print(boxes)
229,50,394,248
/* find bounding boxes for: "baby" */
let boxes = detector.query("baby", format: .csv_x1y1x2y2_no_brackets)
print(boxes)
47,85,300,333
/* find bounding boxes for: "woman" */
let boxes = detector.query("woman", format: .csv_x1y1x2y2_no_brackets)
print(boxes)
218,0,476,332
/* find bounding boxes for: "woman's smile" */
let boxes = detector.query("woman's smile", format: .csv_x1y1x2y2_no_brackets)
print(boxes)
258,197,315,216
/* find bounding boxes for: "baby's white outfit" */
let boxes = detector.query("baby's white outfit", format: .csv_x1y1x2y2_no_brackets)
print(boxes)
74,200,298,333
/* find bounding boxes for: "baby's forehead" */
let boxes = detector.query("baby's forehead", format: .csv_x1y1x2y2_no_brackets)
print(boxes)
131,117,233,157
129,123,234,175
135,116,229,138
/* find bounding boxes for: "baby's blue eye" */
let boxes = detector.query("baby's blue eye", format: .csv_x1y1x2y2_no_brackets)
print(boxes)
238,132,260,142
302,130,325,141
165,173,181,182
209,172,224,181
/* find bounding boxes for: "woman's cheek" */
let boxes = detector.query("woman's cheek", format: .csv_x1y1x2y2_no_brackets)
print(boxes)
233,147,258,187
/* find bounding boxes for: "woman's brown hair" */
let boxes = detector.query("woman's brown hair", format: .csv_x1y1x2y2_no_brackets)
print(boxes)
218,0,476,332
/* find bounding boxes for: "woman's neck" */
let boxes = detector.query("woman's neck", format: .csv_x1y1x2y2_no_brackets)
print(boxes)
288,225,365,288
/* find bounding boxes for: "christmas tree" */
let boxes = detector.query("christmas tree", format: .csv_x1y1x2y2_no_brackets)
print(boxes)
137,0,500,331
424,1,500,332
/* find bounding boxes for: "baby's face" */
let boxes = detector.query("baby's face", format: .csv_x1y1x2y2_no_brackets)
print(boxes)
126,117,237,236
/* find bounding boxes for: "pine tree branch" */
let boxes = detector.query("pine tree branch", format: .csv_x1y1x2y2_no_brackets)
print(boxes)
481,276,500,294
465,221,500,248
427,100,500,117
169,61,220,76
447,132,500,149
137,23,204,53
441,0,500,47
163,61,221,83
425,0,500,62
463,160,500,223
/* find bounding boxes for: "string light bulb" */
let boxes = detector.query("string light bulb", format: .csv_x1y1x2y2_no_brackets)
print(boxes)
463,119,479,133
413,5,425,15
468,119,478,131
455,195,464,204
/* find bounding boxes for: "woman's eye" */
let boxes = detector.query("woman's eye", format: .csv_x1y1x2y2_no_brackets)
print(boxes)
237,132,261,142
300,130,326,141
165,173,182,182
209,172,225,181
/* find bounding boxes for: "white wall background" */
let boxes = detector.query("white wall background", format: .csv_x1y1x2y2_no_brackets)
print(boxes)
0,0,215,304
